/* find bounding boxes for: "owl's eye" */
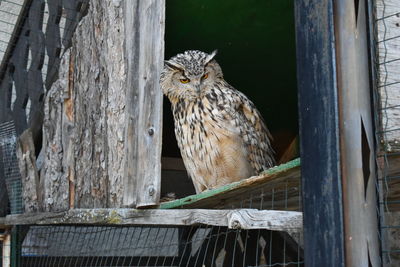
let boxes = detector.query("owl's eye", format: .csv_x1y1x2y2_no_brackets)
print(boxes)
180,78,190,84
202,73,209,80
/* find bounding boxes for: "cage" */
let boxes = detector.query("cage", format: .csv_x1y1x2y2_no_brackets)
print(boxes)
0,0,397,266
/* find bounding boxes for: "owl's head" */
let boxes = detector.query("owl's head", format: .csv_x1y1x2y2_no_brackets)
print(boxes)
160,50,223,100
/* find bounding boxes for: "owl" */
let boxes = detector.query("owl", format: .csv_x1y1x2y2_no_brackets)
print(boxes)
160,50,275,193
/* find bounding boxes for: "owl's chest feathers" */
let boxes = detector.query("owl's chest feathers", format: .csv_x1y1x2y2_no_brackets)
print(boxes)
172,95,233,145
171,94,253,190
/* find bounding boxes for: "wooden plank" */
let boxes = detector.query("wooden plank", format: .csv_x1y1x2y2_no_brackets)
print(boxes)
160,158,301,210
0,209,302,231
124,0,165,208
376,0,400,151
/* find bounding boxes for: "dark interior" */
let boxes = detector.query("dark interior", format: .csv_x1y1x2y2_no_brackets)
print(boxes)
161,0,298,199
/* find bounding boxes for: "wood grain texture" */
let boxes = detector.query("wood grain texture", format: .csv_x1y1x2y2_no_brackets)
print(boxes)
376,0,400,151
72,0,126,208
124,0,165,208
335,1,380,265
16,129,40,212
0,208,302,231
42,49,71,211
41,0,127,210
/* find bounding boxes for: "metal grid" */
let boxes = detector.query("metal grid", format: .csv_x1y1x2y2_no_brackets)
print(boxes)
215,181,301,212
166,174,302,213
372,0,400,266
11,224,304,267
0,121,22,214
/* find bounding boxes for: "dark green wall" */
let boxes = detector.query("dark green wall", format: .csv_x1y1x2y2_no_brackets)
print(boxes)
165,0,298,134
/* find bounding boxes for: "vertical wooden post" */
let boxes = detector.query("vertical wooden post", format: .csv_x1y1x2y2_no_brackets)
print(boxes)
334,0,380,266
124,0,165,208
295,1,345,266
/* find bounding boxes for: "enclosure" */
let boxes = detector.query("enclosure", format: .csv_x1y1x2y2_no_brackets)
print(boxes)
0,0,399,266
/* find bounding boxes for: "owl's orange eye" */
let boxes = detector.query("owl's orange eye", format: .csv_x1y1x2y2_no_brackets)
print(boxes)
202,73,209,79
180,78,190,84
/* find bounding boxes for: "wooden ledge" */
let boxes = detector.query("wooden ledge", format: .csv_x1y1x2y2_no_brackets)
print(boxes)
160,158,301,210
0,208,302,231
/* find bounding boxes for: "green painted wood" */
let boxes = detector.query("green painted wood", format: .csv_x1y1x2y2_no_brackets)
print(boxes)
160,158,300,209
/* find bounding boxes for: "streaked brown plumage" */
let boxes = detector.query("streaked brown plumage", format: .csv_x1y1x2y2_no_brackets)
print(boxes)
161,50,275,193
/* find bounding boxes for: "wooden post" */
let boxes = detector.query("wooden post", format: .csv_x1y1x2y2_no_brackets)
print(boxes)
124,0,165,208
334,0,380,266
295,1,345,266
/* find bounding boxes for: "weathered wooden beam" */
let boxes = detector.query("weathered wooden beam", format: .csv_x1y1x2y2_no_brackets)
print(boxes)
123,0,165,208
0,209,302,231
295,1,345,266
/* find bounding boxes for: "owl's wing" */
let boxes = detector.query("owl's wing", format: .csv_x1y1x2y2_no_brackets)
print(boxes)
228,87,275,173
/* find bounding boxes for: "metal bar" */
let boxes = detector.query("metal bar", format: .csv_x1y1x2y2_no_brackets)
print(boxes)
294,0,345,266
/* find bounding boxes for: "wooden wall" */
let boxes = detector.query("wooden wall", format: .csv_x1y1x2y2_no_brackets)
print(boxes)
40,0,165,211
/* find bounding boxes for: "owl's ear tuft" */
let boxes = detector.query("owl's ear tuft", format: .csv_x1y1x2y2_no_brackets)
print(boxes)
205,50,218,64
165,60,182,71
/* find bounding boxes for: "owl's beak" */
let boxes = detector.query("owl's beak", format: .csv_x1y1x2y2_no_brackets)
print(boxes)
194,81,201,93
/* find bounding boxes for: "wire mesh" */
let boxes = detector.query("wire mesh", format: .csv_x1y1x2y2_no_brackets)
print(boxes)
167,176,301,213
10,224,303,267
372,0,400,266
0,121,23,214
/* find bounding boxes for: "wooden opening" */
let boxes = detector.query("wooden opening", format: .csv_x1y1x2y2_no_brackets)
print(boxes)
161,0,298,200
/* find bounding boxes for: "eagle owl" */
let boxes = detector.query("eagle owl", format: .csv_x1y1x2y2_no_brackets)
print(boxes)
161,50,275,193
